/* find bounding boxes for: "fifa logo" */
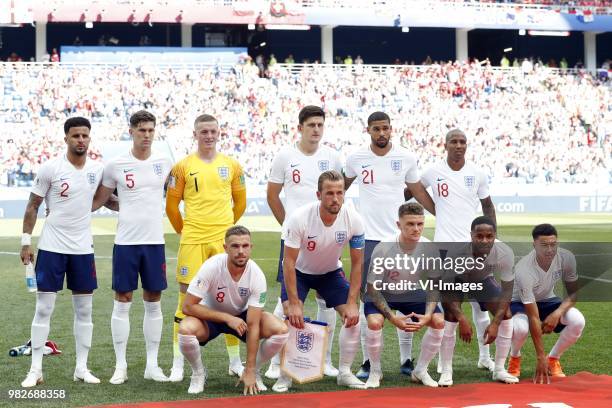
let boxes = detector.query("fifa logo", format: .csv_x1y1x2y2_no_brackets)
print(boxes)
296,331,314,353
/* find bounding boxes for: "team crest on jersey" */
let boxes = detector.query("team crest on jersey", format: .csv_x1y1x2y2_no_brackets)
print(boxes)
296,330,314,353
218,167,229,180
464,176,475,188
335,231,347,244
238,287,249,297
196,279,204,289
553,269,562,281
87,173,97,185
180,267,188,276
391,160,402,172
153,163,163,177
318,160,329,171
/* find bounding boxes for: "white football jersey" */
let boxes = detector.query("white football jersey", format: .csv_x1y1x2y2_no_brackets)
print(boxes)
282,202,365,275
32,155,103,254
367,234,433,295
345,144,419,241
421,161,490,242
268,144,343,222
102,151,172,245
187,253,267,315
512,248,577,304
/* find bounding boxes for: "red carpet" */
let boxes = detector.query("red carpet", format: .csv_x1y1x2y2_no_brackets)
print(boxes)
90,372,612,408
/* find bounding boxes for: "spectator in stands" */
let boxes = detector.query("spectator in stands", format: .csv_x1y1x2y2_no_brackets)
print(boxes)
284,54,295,64
344,55,353,65
355,55,364,65
500,55,510,67
7,52,23,62
50,49,60,63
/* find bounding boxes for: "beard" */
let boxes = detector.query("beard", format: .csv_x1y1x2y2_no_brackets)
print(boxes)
375,138,389,148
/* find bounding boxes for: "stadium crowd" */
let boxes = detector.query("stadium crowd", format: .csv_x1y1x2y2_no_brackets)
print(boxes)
0,59,609,187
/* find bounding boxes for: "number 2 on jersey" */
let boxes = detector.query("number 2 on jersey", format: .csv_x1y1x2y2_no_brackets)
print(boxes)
362,169,374,184
60,182,69,197
437,183,449,197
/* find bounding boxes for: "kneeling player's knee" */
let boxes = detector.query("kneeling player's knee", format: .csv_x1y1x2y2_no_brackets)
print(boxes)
179,317,202,336
366,315,383,331
276,321,289,336
431,314,445,330
511,314,529,338
564,308,585,336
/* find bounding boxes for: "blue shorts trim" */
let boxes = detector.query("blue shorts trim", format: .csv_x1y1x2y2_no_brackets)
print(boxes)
510,297,566,333
280,268,349,308
112,244,167,293
35,249,97,292
199,311,248,346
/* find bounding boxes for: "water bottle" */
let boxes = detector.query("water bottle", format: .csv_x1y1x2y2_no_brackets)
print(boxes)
25,263,37,293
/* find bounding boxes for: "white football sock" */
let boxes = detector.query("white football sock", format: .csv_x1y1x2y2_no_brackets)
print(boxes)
510,313,529,357
30,292,57,372
179,334,204,375
339,323,360,374
439,321,458,373
396,310,413,363
365,327,383,374
549,307,585,359
73,294,94,372
316,297,336,365
471,302,491,359
270,297,285,366
359,301,369,363
256,332,289,371
415,328,444,372
494,319,513,371
143,300,163,369
111,300,131,369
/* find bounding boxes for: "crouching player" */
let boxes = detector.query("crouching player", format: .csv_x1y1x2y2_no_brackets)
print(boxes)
363,202,444,388
508,224,585,383
178,226,289,395
439,216,518,386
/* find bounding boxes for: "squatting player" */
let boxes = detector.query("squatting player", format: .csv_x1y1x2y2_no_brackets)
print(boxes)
178,226,289,395
273,170,366,392
439,216,518,386
508,224,585,383
20,117,104,387
363,202,444,389
266,105,343,379
92,110,172,384
166,114,247,381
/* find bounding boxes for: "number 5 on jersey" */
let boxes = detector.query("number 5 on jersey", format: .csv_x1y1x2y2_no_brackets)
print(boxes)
125,173,135,189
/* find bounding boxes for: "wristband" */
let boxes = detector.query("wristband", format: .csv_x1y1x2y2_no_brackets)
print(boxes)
21,233,32,246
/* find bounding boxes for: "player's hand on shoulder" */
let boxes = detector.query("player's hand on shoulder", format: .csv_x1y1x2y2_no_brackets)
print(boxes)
342,303,359,328
228,316,248,336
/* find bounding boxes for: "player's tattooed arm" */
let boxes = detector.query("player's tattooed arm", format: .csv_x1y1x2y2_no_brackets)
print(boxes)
366,284,394,321
480,197,496,226
20,193,44,265
22,193,44,235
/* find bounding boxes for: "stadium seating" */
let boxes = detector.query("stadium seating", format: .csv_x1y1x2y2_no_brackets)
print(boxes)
0,60,609,187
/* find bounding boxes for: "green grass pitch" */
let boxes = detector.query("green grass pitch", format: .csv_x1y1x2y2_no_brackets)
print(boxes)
0,217,610,407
